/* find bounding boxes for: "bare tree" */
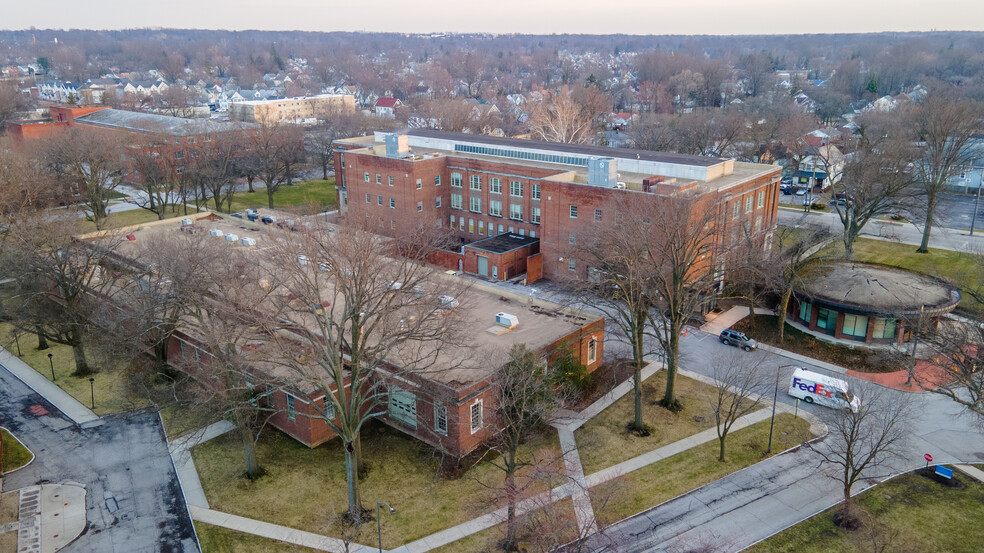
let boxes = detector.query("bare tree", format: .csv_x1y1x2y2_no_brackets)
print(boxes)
809,382,913,528
526,86,596,144
42,128,124,230
759,225,831,344
625,114,676,152
922,318,984,424
0,81,35,129
708,352,769,461
190,128,245,212
271,221,466,521
910,94,983,253
247,122,305,209
128,132,182,219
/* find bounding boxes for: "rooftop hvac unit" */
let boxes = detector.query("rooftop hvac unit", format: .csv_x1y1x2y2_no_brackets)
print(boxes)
615,182,626,189
496,312,519,328
225,233,239,242
181,218,193,226
241,237,257,247
439,295,460,309
298,255,310,265
209,228,224,237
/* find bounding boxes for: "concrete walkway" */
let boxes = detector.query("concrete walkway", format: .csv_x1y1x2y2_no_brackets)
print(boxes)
955,464,984,484
700,306,775,335
167,421,236,509
0,347,98,425
15,483,86,553
190,506,375,553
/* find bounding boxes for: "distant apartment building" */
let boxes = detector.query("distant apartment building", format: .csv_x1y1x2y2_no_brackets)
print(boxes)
229,93,357,124
334,130,781,284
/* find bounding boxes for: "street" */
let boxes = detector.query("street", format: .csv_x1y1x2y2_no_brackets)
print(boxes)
0,367,199,553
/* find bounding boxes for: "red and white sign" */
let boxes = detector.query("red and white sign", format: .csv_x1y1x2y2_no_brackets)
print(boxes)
924,453,933,463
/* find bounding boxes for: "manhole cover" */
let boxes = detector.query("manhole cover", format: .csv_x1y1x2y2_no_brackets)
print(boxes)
29,405,49,416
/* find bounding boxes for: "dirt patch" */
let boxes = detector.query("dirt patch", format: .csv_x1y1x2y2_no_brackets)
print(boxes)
567,359,636,411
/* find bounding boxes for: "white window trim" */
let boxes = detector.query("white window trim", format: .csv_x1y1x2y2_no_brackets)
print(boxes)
470,400,483,434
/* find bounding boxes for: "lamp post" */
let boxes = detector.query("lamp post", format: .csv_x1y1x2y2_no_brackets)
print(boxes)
376,501,395,553
47,352,55,381
768,364,798,455
907,305,925,386
971,168,983,237
13,329,22,357
89,377,95,409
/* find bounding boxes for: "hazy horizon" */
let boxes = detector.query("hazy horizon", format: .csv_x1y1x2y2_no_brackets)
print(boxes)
4,0,984,36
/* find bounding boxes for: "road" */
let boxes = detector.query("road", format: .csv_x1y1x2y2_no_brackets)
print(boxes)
0,367,199,553
581,328,984,552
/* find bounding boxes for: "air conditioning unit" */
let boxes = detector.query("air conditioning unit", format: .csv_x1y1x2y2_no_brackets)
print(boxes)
241,237,257,247
496,312,519,328
181,218,193,226
298,255,310,265
615,182,627,189
225,233,239,242
209,228,224,237
439,295,460,309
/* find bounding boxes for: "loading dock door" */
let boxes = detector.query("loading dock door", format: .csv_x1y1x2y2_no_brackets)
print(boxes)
477,255,489,278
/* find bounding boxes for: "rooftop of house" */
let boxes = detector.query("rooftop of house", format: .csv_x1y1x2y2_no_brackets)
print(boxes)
74,108,247,136
86,212,600,393
230,93,354,106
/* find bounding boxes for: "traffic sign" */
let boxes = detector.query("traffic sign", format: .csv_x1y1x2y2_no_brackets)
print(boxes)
924,453,933,463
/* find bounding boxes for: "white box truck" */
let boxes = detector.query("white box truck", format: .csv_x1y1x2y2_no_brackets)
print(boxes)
788,368,860,412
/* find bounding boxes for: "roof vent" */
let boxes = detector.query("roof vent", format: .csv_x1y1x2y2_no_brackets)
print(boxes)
241,237,257,247
298,255,309,265
181,218,193,226
496,312,519,328
225,233,239,242
209,228,224,237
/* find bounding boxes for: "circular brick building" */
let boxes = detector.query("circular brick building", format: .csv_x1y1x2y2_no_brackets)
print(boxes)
788,261,961,345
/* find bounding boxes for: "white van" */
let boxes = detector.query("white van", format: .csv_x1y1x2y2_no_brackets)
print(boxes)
788,368,860,412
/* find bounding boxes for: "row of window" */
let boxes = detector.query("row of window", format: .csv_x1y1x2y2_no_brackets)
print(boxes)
364,172,443,187
451,215,538,238
449,194,542,223
388,385,482,435
731,190,768,219
450,174,541,199
454,143,590,167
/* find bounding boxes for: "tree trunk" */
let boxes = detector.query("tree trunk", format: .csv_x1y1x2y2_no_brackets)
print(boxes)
718,435,726,462
70,327,92,376
266,184,276,209
247,175,255,193
631,323,645,432
344,440,362,521
35,326,49,351
353,431,365,478
504,471,518,547
322,160,329,180
777,287,792,345
242,428,260,479
662,321,680,408
918,191,937,253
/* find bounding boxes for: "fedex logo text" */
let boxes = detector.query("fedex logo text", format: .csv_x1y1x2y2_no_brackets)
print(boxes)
792,377,834,398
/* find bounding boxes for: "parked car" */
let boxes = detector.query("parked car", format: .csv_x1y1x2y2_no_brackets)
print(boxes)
780,176,793,185
794,188,808,196
779,184,792,195
231,212,244,219
719,329,758,351
261,216,277,224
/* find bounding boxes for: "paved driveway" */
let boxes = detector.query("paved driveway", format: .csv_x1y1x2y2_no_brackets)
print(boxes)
0,368,199,553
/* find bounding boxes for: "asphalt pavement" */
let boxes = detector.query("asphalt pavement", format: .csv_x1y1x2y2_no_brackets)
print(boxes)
0,366,199,553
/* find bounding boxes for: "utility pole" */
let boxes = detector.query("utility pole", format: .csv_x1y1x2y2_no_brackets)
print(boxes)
971,167,983,237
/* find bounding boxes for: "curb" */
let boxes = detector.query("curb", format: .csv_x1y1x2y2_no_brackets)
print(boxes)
0,426,35,475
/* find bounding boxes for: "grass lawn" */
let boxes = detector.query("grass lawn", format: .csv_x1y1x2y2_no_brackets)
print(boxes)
78,205,200,233
733,315,905,373
226,179,337,215
749,468,984,553
575,372,747,475
592,413,813,526
824,236,984,316
1,428,32,473
192,421,561,550
195,523,322,553
0,323,148,415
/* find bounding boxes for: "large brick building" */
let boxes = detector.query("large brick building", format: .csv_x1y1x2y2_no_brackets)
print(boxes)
229,93,357,124
95,213,604,459
334,130,782,284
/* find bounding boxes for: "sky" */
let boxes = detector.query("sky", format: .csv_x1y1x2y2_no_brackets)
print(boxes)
4,0,984,35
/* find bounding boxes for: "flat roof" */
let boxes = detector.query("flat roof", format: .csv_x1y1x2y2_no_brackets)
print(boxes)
465,233,539,254
75,109,247,136
406,129,726,167
87,213,599,391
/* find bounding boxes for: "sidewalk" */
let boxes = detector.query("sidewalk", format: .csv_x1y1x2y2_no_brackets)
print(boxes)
0,347,98,425
700,306,774,335
167,420,236,509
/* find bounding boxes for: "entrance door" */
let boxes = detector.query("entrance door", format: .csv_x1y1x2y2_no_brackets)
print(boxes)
477,255,489,278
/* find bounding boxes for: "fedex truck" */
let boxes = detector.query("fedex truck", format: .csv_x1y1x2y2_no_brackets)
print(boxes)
788,368,860,412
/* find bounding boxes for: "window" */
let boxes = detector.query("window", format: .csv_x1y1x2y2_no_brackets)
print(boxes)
435,175,441,186
568,257,576,271
594,209,603,222
532,207,541,224
510,180,523,197
531,183,540,200
417,201,423,212
569,232,576,245
470,175,481,190
459,217,465,231
416,178,422,190
377,195,383,206
490,177,502,194
745,196,753,213
588,338,597,364
175,151,184,160
842,314,869,340
436,197,442,208
510,204,523,221
498,224,504,234
798,302,811,323
450,215,456,228
435,404,448,435
529,230,535,238
872,318,897,340
468,218,474,233
366,193,371,203
757,190,765,208
286,394,296,422
490,200,502,217
204,134,211,142
323,398,335,420
388,385,417,428
755,216,763,232
388,175,394,187
451,193,463,209
174,136,181,144
732,202,740,219
816,308,837,333
470,196,482,213
478,220,485,235
389,198,395,209
451,172,463,187
364,172,370,182
470,401,483,434
570,205,578,218
376,174,382,184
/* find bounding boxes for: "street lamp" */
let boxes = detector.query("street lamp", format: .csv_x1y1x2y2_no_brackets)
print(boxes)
12,329,22,357
376,501,395,553
47,353,55,381
768,364,798,455
89,377,95,409
907,305,926,386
